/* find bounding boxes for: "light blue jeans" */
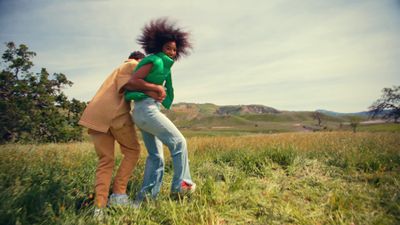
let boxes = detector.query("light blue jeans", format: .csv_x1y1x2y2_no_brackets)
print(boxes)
132,98,194,202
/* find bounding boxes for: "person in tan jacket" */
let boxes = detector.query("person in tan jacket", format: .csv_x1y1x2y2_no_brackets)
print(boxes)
78,51,145,210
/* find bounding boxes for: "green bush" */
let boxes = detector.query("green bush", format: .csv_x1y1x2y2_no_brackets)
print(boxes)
0,42,86,144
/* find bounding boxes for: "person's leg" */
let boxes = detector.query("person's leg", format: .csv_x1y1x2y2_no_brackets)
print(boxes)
153,114,194,193
133,99,194,194
89,129,115,208
135,130,164,202
110,123,141,195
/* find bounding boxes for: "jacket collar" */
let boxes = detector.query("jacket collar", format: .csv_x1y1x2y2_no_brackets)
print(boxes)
156,52,174,69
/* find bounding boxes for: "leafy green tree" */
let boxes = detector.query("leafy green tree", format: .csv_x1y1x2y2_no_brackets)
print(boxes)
369,86,400,123
0,42,86,143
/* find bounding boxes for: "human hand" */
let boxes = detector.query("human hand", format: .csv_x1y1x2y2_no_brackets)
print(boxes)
155,85,166,100
145,90,165,102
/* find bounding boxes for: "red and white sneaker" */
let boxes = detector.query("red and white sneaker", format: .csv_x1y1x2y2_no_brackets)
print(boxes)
180,181,196,194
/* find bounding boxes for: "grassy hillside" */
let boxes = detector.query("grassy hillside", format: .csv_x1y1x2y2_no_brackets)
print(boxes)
162,103,371,134
1,132,399,224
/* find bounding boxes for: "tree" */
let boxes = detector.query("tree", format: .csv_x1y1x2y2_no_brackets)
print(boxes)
349,116,362,133
0,42,86,143
312,111,322,126
369,86,400,123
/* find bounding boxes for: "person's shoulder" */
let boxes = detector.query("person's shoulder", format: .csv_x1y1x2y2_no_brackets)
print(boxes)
120,59,138,69
124,59,139,66
141,54,162,65
118,59,138,75
144,54,159,60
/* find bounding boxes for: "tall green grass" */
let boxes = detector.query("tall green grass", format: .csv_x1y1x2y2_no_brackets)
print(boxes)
0,132,399,224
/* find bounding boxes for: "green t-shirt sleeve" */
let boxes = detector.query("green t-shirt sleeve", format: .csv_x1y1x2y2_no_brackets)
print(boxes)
124,55,163,101
124,91,148,101
133,55,163,78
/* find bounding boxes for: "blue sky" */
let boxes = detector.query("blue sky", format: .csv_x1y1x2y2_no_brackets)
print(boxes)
1,0,399,112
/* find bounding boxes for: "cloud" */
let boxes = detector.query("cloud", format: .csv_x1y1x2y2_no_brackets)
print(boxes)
1,0,399,112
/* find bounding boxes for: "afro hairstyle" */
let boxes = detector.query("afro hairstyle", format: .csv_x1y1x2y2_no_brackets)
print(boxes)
137,18,192,60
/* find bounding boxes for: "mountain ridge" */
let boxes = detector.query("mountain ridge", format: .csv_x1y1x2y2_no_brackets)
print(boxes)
169,102,368,115
158,102,392,134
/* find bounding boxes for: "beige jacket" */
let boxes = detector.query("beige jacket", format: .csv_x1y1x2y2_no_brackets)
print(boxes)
78,59,138,132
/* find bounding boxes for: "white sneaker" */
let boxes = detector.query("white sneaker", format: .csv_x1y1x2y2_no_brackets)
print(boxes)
93,208,105,220
108,193,133,207
180,181,196,194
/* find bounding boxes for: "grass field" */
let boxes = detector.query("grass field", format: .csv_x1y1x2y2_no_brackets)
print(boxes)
1,131,399,224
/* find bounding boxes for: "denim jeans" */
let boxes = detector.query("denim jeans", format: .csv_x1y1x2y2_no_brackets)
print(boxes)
132,98,194,202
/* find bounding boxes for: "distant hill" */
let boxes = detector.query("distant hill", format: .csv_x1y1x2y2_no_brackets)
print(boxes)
216,105,279,115
316,109,394,119
164,103,279,121
161,103,369,133
316,109,370,117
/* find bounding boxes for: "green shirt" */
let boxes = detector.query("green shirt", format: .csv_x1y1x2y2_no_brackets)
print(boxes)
124,52,174,109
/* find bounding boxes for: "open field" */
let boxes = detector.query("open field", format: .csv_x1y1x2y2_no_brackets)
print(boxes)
179,122,400,138
1,132,400,224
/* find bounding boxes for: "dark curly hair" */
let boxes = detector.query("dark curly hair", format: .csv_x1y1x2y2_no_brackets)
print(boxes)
128,51,145,60
137,18,192,60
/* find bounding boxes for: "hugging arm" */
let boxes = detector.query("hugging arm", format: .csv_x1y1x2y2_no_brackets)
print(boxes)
122,63,166,101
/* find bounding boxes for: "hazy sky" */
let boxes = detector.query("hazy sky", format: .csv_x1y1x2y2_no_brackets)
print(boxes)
1,0,399,112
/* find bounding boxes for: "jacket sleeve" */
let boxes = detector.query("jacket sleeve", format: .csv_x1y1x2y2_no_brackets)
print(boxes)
124,55,161,101
162,72,174,109
124,91,148,101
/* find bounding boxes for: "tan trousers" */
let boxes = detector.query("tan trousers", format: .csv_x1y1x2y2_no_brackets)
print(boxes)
89,123,141,207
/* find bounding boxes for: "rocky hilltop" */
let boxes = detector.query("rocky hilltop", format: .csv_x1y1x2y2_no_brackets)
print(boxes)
216,105,279,115
165,103,279,118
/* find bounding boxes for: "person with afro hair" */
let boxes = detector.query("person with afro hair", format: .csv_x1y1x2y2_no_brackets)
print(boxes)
123,18,196,204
